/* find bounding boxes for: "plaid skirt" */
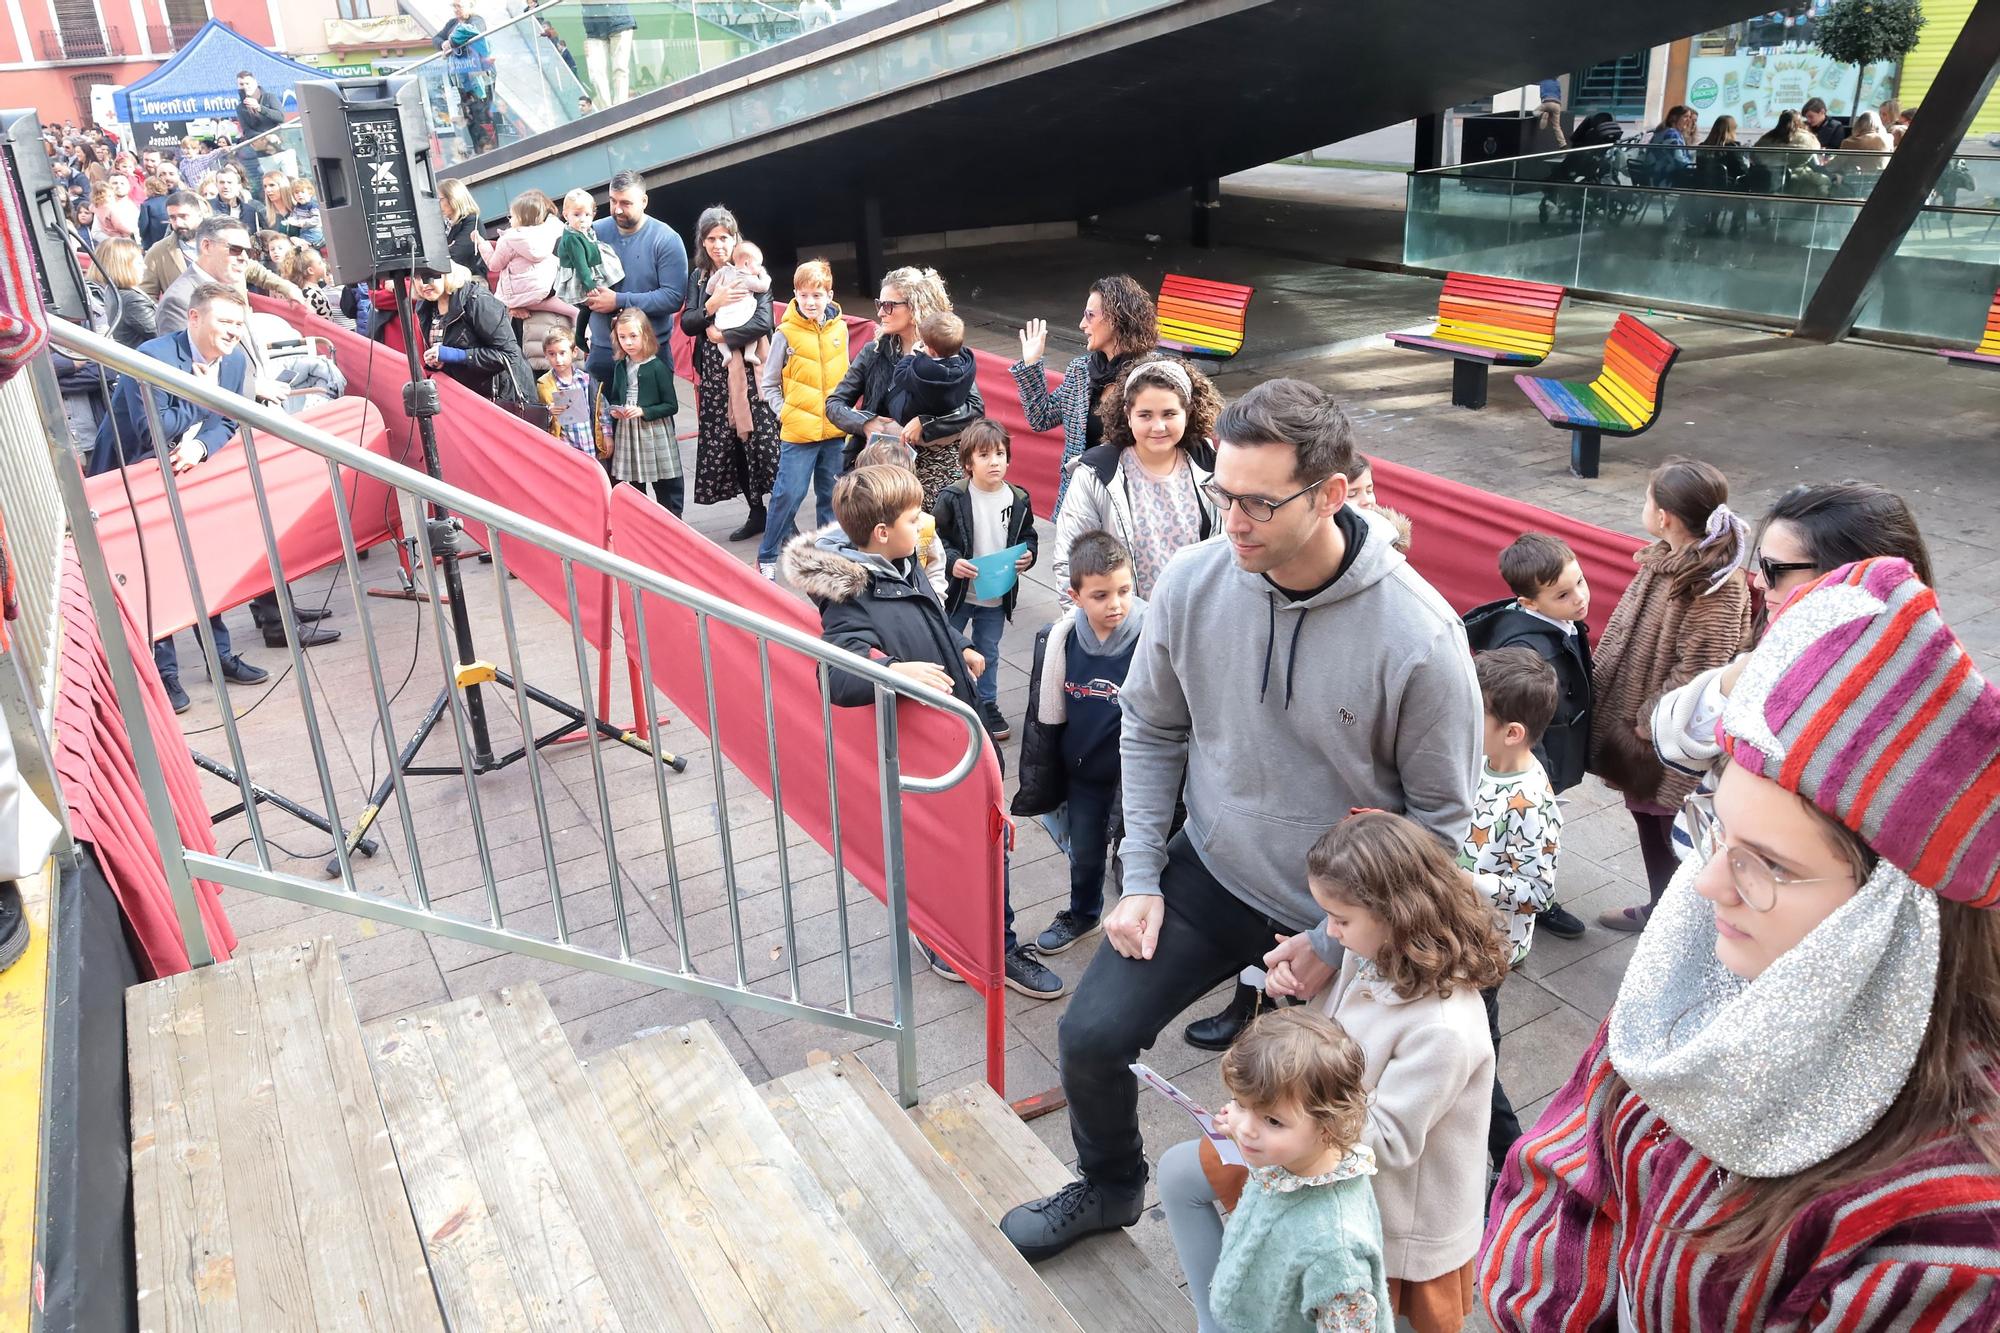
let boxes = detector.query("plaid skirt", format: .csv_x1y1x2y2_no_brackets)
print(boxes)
612,411,681,485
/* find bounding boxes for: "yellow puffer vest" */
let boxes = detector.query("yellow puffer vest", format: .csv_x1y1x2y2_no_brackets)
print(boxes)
778,299,848,443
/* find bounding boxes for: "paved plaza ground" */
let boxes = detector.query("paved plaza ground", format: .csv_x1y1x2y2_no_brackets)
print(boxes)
176,177,1999,1311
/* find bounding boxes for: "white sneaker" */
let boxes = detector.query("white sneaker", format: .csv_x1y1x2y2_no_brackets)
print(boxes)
759,562,777,581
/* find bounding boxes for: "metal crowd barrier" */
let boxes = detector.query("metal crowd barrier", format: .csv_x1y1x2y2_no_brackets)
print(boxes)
42,317,989,1104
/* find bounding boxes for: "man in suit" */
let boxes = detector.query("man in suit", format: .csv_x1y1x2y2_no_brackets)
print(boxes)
155,217,341,653
142,193,301,304
90,283,269,713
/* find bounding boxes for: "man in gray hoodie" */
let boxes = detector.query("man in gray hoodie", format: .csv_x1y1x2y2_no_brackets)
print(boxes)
1000,377,1482,1260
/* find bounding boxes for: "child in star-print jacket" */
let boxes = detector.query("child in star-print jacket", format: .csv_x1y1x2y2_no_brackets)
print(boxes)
1458,647,1566,1174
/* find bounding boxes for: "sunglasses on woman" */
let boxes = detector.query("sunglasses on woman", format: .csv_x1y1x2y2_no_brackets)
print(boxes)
1757,555,1819,589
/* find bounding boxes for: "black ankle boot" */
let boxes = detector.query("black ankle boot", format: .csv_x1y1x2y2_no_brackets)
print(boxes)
728,502,767,542
1183,980,1261,1051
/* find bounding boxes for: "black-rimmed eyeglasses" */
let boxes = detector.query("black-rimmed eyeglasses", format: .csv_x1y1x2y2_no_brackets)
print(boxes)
1198,477,1327,523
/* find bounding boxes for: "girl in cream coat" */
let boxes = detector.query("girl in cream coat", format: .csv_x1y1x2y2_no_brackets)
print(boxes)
1304,813,1503,1333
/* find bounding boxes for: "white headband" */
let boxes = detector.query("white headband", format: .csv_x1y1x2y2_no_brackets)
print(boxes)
1126,359,1192,397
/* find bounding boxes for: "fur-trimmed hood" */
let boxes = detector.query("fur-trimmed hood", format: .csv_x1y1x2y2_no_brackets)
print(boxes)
781,527,908,605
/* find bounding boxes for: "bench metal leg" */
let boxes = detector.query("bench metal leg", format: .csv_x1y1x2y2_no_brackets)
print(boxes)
1451,359,1490,410
1569,429,1603,478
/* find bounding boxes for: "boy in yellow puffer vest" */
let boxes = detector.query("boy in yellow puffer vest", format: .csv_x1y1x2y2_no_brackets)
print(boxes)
755,259,848,578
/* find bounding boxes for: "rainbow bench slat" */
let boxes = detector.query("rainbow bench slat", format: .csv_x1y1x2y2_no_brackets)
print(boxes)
1155,275,1253,359
1516,313,1680,478
1938,287,2000,370
1388,272,1566,409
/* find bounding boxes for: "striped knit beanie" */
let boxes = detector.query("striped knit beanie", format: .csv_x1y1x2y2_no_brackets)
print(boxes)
1720,557,2000,908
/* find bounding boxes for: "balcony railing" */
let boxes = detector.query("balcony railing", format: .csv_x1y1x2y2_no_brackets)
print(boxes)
146,20,206,51
40,26,122,61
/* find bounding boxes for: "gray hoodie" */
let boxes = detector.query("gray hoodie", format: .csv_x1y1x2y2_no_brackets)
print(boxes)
1118,507,1481,931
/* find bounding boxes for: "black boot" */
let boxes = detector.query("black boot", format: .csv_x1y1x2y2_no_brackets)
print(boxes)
1183,980,1261,1051
728,501,767,542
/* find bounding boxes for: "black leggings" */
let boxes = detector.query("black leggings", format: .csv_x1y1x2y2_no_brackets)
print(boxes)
1632,810,1680,904
648,477,685,518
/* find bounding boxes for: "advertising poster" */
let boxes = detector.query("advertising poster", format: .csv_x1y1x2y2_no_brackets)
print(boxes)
1685,50,1899,136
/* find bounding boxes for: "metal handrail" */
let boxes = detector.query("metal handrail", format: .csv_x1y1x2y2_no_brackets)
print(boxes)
404,0,576,75
1415,141,2000,177
47,317,985,792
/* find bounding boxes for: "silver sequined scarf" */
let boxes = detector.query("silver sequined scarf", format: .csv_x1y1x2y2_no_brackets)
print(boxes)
1607,853,1938,1178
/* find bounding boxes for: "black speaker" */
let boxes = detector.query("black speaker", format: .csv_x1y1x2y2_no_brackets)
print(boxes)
295,77,450,286
0,109,88,322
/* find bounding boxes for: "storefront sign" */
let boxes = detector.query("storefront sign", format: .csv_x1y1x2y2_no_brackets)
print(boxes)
1685,50,1899,134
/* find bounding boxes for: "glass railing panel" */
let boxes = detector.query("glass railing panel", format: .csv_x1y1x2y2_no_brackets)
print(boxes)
1403,174,1583,287
1854,206,2000,343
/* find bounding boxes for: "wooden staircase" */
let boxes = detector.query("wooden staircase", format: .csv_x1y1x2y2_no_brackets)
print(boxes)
127,939,1193,1331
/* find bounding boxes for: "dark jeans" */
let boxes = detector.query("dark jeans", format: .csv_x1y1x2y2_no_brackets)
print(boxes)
1632,810,1679,904
1058,831,1296,1188
1482,983,1522,1168
1065,773,1117,921
154,614,233,683
947,603,1004,706
647,477,685,518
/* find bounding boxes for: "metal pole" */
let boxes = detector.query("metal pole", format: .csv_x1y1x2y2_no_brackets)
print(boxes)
395,274,497,766
1797,0,2000,341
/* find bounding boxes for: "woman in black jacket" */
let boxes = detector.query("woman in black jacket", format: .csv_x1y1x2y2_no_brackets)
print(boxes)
413,263,535,404
91,238,157,350
825,264,984,502
439,178,488,281
681,205,782,541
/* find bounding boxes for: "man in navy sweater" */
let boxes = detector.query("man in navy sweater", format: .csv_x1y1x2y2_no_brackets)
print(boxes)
582,170,688,385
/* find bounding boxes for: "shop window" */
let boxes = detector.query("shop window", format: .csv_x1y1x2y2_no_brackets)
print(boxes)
1572,52,1652,124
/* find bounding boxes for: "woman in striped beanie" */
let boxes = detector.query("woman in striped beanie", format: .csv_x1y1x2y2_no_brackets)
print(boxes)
1481,557,2000,1332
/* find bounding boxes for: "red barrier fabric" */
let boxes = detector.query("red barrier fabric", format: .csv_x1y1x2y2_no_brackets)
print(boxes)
83,398,394,640
54,544,235,978
609,487,1009,1084
973,351,1066,514
265,302,623,653
1369,458,1639,639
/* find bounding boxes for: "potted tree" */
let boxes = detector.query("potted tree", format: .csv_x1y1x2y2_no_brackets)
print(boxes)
1815,0,1927,123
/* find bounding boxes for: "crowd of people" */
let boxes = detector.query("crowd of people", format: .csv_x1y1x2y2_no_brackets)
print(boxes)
41,98,2000,1331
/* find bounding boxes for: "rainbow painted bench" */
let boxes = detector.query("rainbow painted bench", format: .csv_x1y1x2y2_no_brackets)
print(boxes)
1938,286,2000,371
1516,314,1680,479
1388,273,1565,409
1155,274,1253,360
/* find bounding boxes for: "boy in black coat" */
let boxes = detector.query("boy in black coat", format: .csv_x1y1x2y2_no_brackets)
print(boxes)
1462,531,1594,940
1011,532,1144,957
932,420,1038,740
782,464,1065,999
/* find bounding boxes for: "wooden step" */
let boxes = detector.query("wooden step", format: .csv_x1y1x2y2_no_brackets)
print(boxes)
913,1083,1193,1333
590,1021,916,1331
127,938,444,1331
363,984,711,1331
763,1053,1085,1333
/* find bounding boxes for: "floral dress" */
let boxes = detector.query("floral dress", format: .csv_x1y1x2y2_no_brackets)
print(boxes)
1119,449,1204,598
690,326,780,507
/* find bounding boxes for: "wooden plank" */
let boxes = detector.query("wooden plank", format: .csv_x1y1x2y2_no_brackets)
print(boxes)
480,985,712,1332
126,980,167,1332
131,971,232,1332
365,1011,537,1332
249,942,441,1332
588,1050,769,1333
592,1023,913,1331
911,1086,1192,1333
417,997,627,1332
199,958,316,1330
296,940,449,1332
763,1057,1083,1333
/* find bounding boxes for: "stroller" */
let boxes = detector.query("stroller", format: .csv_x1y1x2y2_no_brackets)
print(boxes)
1540,113,1629,224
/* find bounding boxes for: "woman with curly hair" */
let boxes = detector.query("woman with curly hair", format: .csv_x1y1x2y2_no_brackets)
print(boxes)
1049,355,1219,600
1011,274,1159,512
825,263,984,504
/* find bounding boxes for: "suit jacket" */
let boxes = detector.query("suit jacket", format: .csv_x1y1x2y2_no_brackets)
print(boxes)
88,331,249,476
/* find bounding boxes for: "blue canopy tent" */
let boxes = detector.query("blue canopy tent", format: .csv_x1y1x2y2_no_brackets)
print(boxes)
114,20,326,148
